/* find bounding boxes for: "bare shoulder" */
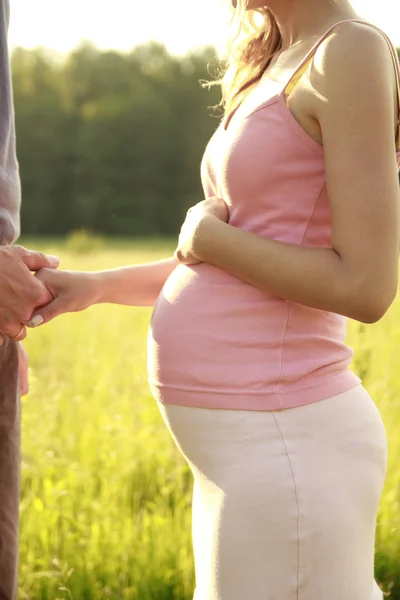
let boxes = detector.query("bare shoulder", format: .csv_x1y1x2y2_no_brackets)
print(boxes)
315,20,396,78
311,20,397,114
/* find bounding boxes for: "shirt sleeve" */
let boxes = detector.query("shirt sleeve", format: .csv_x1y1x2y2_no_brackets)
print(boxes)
0,0,21,245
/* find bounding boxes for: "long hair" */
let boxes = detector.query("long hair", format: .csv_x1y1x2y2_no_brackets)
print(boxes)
202,0,283,118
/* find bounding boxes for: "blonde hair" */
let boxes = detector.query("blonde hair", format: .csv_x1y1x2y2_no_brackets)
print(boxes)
203,0,283,118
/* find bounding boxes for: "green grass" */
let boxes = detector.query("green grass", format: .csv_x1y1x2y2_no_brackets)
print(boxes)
18,238,400,599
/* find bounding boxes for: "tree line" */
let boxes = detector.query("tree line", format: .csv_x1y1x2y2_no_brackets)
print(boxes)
11,42,400,237
12,42,222,237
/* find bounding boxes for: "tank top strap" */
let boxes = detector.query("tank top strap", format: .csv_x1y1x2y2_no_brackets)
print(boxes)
281,19,400,150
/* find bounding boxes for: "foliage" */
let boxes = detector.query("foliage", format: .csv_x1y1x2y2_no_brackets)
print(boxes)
19,239,400,600
65,229,105,254
11,43,222,238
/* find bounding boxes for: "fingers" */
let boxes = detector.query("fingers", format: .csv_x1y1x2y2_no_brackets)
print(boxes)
1,322,27,342
15,246,60,272
26,296,65,327
34,268,49,283
33,267,56,292
12,325,27,342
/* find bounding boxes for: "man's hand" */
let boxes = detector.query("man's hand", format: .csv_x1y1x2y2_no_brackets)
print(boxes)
18,343,29,396
0,245,59,344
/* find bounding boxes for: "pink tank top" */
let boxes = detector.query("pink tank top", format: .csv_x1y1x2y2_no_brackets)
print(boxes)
147,19,400,411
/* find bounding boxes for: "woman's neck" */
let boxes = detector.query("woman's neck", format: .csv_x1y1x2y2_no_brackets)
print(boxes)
269,0,360,52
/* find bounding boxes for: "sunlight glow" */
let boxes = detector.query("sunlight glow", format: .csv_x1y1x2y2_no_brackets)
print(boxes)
7,0,400,56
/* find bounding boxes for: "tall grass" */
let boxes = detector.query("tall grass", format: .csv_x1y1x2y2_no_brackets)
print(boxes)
18,238,400,599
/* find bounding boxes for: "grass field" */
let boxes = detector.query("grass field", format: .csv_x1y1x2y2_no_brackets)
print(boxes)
18,237,400,599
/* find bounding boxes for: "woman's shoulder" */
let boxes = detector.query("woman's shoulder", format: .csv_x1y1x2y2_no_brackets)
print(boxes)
312,19,398,95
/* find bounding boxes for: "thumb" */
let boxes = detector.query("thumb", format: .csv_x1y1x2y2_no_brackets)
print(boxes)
20,248,60,272
26,297,65,327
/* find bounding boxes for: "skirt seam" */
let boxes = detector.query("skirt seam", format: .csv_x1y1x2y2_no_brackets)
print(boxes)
272,412,300,600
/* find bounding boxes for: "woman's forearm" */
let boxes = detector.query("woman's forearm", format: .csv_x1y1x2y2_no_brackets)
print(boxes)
194,216,390,323
92,256,179,307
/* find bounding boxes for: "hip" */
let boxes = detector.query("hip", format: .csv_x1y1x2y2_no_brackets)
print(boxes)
154,384,388,482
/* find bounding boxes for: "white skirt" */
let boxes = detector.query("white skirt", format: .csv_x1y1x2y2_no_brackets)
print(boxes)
155,384,388,600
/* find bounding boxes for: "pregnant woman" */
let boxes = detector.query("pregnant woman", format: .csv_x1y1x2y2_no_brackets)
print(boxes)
26,0,400,597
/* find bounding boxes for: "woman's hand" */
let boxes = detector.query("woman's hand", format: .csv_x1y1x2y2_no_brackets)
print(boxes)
174,196,229,265
26,269,99,327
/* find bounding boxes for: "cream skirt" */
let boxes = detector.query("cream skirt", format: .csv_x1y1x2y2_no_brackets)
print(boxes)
155,384,388,600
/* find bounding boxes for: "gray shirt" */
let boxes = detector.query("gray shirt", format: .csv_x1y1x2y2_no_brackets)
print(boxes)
0,0,21,245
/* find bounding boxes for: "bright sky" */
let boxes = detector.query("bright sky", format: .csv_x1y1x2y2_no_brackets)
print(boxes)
7,0,400,56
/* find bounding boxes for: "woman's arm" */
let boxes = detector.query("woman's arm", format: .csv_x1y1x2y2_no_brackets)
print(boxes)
190,24,400,324
93,256,179,307
28,256,179,326
194,217,387,323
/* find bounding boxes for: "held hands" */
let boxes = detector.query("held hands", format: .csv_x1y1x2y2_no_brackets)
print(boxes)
16,267,96,397
174,196,229,265
24,196,229,330
0,245,59,344
27,269,98,327
0,245,59,397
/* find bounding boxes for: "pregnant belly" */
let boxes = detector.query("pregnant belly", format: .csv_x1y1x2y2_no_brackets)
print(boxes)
147,263,288,393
